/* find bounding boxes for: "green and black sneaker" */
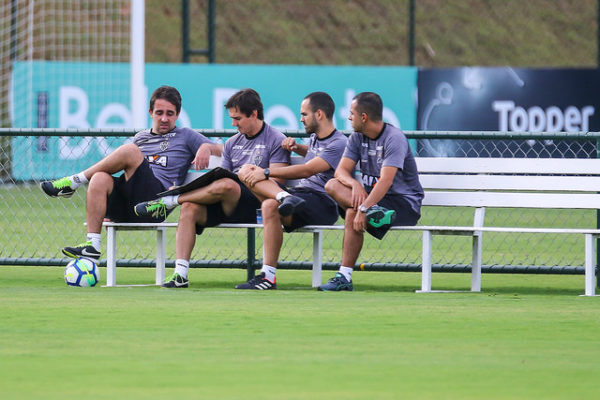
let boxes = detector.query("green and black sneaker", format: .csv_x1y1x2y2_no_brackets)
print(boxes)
41,177,75,198
366,205,396,229
162,272,189,288
134,198,169,219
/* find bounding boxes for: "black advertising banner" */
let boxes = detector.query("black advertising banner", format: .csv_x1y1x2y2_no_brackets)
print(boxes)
416,68,599,157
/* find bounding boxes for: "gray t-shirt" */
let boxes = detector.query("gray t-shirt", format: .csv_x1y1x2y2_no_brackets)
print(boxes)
221,122,290,173
298,130,347,194
343,123,424,212
133,126,213,188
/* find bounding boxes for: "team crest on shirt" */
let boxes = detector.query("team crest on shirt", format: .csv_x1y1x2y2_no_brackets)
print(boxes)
160,140,169,151
253,149,263,165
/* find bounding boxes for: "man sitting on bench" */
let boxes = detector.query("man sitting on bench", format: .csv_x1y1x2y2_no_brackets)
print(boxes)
40,85,221,261
134,88,290,288
235,91,347,290
320,92,424,291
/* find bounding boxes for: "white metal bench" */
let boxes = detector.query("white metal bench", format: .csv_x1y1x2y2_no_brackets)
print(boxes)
417,157,600,296
102,157,600,296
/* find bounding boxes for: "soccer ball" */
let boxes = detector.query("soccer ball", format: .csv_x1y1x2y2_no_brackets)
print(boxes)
64,258,100,287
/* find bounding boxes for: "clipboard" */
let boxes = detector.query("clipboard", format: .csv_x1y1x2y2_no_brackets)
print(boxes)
157,167,237,197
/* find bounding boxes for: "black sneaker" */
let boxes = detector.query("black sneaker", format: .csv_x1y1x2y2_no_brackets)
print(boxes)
318,273,354,291
162,273,189,288
278,195,306,217
134,198,169,219
366,205,396,229
62,241,101,260
41,177,75,198
235,272,276,290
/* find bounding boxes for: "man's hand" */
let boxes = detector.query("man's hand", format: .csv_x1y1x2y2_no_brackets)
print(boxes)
353,209,367,233
281,137,298,152
238,164,266,187
238,164,256,182
350,181,368,210
192,143,211,170
281,137,307,156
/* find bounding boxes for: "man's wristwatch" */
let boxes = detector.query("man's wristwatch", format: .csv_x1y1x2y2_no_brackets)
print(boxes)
263,168,270,180
358,205,368,213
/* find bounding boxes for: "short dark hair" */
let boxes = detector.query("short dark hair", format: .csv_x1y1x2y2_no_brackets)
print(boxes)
224,88,264,120
353,92,383,122
304,91,335,120
150,86,182,114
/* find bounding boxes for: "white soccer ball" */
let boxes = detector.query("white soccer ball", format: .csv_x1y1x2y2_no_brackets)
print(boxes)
64,258,100,287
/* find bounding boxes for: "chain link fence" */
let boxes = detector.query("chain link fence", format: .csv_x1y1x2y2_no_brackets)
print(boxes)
1,129,598,275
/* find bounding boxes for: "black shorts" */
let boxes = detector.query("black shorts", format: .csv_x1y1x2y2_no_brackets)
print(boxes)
105,159,168,223
340,194,421,240
196,178,261,235
284,187,339,232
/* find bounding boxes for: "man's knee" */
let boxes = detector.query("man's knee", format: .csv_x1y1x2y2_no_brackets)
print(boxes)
180,202,203,220
208,178,240,198
88,172,113,192
121,142,143,156
324,178,340,196
118,143,144,166
261,199,279,218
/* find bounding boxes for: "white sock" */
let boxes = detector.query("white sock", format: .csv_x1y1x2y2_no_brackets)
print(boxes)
86,233,101,251
71,172,88,189
275,191,291,203
339,266,353,282
174,259,189,278
261,264,277,282
162,195,180,209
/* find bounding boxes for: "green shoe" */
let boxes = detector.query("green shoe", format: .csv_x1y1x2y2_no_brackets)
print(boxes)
134,198,169,219
41,177,75,198
162,272,189,288
366,205,396,229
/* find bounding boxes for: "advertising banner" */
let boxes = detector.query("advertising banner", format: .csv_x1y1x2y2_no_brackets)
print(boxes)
11,62,417,180
417,68,599,157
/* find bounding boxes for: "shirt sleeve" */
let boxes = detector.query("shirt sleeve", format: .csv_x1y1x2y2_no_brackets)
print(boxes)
188,130,213,154
319,136,347,169
268,132,291,164
342,132,361,162
221,140,233,171
382,133,408,170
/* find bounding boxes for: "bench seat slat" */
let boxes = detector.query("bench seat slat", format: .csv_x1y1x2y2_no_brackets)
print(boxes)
423,191,600,209
420,174,600,192
417,157,600,175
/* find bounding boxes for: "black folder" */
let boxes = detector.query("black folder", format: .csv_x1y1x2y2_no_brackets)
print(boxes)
156,167,237,197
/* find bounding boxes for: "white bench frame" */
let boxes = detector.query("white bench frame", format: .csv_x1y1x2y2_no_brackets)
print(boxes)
102,157,600,296
416,157,600,296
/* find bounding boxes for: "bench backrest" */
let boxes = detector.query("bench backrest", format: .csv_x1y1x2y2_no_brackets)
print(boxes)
186,156,600,210
417,157,600,209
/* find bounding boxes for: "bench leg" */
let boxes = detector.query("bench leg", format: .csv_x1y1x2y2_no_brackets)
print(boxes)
471,232,482,292
584,234,597,296
106,226,117,287
419,230,433,292
312,231,323,287
156,227,166,285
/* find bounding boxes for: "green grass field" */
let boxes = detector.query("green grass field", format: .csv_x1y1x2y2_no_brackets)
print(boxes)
1,266,598,399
